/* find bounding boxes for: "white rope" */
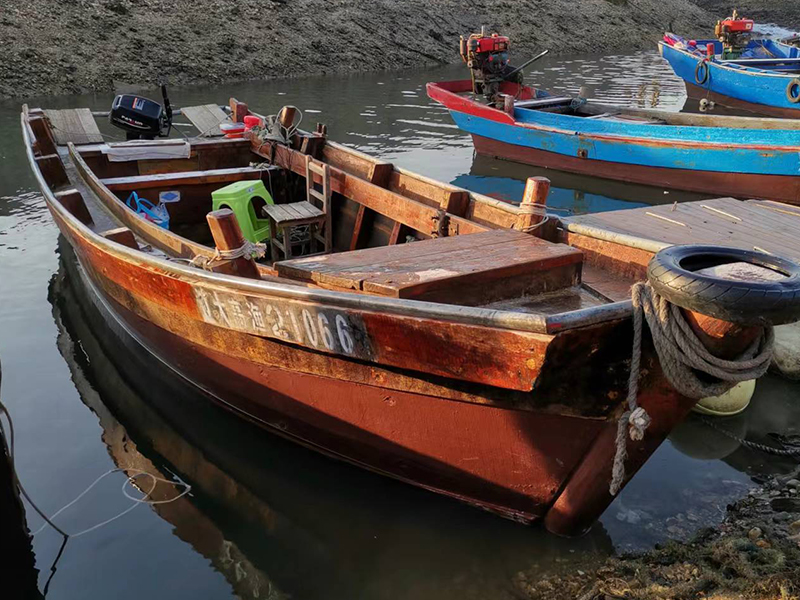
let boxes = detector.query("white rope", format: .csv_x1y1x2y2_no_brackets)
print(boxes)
190,240,266,270
0,357,190,539
518,202,550,233
609,281,774,495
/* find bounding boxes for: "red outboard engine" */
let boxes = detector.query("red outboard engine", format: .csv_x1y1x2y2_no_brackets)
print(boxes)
459,29,521,100
109,85,173,140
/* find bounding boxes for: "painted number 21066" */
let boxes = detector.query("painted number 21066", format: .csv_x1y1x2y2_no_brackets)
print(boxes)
195,289,368,359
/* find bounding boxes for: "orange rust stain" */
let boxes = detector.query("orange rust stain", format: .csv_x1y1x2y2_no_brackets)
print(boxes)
74,234,200,318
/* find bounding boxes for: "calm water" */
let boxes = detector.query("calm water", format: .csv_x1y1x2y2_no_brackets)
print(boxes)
1,52,799,599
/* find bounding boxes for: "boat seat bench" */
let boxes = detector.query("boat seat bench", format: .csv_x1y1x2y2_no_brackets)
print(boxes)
275,229,583,305
99,166,279,192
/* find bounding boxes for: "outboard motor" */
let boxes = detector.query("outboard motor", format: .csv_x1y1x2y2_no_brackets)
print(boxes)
109,84,173,140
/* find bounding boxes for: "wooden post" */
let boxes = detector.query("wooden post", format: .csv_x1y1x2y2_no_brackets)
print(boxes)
278,106,297,130
206,209,261,279
229,98,249,123
503,94,515,116
515,177,550,235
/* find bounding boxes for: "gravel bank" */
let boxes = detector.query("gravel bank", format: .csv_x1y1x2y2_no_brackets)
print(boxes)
0,0,712,99
692,0,800,31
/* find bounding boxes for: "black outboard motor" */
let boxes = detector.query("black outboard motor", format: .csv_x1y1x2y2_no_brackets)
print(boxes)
109,85,173,140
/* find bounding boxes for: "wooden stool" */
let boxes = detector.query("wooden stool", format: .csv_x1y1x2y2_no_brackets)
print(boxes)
263,156,332,260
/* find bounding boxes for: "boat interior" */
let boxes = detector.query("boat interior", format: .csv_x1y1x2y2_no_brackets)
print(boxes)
23,102,642,324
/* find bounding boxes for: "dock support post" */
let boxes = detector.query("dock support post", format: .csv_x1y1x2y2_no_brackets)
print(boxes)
206,209,262,279
515,177,550,236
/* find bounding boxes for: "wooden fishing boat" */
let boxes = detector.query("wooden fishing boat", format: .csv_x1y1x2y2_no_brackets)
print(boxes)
660,14,800,118
428,29,800,204
427,79,800,204
21,94,800,536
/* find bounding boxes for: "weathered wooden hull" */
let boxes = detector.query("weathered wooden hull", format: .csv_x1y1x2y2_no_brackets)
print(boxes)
22,105,709,535
471,134,800,203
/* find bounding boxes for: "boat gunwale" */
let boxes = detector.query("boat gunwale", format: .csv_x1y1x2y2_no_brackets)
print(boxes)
22,109,634,336
428,80,800,146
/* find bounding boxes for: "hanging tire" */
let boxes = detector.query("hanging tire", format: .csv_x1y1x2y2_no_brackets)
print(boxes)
786,79,800,104
647,245,800,326
694,60,710,85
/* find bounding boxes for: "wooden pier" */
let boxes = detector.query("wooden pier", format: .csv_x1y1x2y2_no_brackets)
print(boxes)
560,197,800,300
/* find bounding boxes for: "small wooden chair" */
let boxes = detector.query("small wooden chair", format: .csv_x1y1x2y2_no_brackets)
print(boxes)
263,155,332,261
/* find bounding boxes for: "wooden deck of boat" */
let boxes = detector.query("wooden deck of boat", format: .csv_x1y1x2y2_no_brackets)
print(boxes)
276,229,583,306
563,197,800,262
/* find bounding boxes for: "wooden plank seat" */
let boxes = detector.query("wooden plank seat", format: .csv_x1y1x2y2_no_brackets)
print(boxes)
514,97,572,110
275,229,583,305
263,202,327,260
99,166,268,191
44,108,104,145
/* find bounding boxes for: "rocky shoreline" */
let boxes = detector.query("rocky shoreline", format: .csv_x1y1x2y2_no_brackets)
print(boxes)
0,0,714,100
517,469,800,600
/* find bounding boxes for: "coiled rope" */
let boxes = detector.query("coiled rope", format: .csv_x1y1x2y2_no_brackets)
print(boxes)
189,240,267,270
609,281,775,495
517,202,550,233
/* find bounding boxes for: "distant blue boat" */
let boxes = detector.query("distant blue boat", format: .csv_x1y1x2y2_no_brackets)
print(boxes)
660,33,800,118
427,79,800,204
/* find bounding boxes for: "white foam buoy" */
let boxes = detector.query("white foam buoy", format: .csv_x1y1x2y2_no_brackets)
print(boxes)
773,322,800,380
692,379,756,417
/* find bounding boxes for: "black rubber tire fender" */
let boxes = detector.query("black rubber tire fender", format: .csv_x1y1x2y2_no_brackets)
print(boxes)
786,79,800,104
647,245,800,326
694,60,710,86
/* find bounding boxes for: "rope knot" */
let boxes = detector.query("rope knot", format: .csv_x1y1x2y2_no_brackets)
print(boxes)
628,406,651,441
189,240,266,271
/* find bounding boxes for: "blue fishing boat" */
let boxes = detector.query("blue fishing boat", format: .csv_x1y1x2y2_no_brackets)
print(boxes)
429,30,800,205
660,13,800,117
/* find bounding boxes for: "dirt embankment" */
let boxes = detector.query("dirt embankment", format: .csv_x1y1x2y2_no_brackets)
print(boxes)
0,0,714,99
692,0,800,31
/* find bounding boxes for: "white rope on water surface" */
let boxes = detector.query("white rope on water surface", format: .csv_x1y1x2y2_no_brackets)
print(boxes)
0,357,191,540
609,281,775,496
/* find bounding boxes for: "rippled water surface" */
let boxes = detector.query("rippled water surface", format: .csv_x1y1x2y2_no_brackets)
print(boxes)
1,51,799,599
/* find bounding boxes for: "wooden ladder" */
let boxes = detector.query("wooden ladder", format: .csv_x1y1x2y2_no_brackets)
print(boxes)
305,155,332,253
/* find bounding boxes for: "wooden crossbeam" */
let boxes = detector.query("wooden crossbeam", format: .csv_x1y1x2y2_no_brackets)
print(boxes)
254,141,489,238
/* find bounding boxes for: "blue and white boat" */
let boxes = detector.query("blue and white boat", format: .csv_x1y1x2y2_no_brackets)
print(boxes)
428,79,800,204
660,31,800,118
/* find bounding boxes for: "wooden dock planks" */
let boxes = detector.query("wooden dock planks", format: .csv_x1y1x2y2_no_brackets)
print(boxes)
563,197,800,263
44,109,104,145
275,229,582,304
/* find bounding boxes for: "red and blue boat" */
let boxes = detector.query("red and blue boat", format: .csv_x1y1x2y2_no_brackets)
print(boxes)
428,32,800,204
659,13,800,118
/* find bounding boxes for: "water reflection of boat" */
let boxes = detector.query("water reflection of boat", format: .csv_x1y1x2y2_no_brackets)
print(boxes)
49,239,614,599
460,155,710,211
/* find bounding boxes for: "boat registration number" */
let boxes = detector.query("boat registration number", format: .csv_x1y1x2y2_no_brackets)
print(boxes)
194,288,373,359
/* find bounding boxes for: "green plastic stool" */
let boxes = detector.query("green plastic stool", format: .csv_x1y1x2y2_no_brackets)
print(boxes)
211,180,274,243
